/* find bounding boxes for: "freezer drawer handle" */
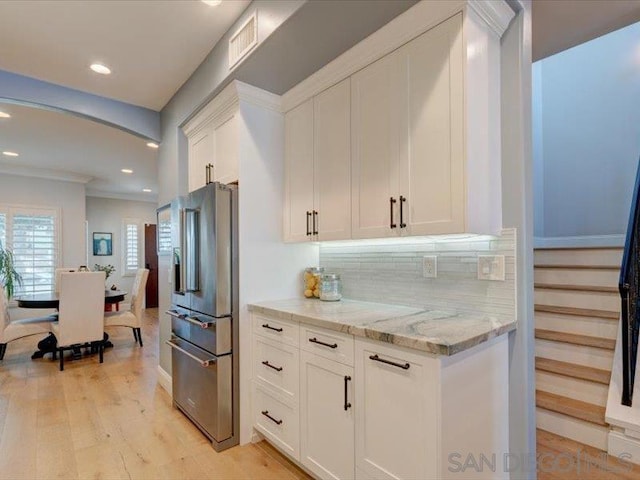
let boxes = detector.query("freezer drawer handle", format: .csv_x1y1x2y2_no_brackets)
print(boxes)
166,310,214,329
308,337,338,349
166,340,217,367
369,354,410,370
262,323,283,333
261,410,283,425
262,360,283,372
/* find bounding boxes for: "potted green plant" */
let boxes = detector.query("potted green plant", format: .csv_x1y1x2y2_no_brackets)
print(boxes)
0,242,22,299
94,264,116,281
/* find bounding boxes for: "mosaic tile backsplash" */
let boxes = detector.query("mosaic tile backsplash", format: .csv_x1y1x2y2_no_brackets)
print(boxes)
319,228,516,322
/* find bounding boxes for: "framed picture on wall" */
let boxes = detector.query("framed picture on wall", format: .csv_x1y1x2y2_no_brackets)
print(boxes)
93,232,113,256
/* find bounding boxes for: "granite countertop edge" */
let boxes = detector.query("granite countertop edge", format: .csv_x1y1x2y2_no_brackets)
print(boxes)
248,300,517,356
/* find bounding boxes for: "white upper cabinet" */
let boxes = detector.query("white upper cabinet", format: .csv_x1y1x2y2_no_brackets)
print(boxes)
284,99,314,242
283,1,512,241
184,81,277,193
351,53,401,239
284,79,352,242
314,79,351,241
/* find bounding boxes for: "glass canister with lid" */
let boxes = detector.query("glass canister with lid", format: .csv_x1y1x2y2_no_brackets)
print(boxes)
320,273,342,301
303,267,324,299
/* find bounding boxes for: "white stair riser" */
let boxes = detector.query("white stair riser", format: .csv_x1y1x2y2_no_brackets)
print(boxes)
535,248,622,267
534,268,619,288
536,371,609,407
535,289,619,313
535,312,618,340
537,409,609,450
536,339,614,371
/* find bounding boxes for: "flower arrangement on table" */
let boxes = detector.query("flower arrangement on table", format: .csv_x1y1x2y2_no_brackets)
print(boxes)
94,264,116,281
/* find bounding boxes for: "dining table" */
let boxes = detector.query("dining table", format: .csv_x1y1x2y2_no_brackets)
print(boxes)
17,290,127,359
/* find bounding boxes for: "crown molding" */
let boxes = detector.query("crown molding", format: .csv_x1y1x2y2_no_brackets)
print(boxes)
282,0,514,112
467,0,515,38
0,163,92,184
183,80,281,137
86,189,158,204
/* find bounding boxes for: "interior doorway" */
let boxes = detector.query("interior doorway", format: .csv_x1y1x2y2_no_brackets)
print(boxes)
144,224,159,308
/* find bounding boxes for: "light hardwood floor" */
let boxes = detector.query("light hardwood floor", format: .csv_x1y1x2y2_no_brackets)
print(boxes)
0,308,310,480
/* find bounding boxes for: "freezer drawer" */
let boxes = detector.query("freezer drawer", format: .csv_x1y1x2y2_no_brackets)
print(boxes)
168,336,232,444
167,307,231,355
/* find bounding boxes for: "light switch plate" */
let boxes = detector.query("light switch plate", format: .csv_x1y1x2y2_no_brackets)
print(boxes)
477,255,505,281
423,256,437,278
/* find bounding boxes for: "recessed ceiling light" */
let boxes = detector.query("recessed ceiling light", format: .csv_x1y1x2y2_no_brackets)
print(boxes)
2,151,18,157
90,63,111,75
146,142,159,149
121,168,133,174
143,188,152,193
201,0,222,6
0,111,10,119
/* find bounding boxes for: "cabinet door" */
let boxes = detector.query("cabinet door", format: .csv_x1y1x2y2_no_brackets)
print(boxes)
399,14,464,235
300,351,354,480
213,113,239,185
355,339,437,480
284,99,315,242
314,78,351,241
351,52,402,239
188,125,214,193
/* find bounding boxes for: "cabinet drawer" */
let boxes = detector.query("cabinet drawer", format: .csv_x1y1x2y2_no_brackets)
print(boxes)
300,324,354,366
253,335,299,404
253,383,300,460
252,314,299,347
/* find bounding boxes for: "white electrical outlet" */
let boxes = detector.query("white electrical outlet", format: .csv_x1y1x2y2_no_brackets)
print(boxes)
423,256,437,278
477,255,505,281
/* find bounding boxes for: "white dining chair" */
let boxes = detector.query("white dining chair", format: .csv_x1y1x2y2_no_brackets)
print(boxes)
0,287,56,361
104,268,149,347
54,268,77,293
51,271,106,371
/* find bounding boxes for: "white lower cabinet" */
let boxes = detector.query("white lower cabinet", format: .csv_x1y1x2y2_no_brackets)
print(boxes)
251,312,509,480
354,339,437,480
300,350,354,480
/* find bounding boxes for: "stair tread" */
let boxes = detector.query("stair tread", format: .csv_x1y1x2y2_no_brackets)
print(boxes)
535,304,619,320
534,283,618,293
535,329,616,350
536,390,607,426
535,357,611,384
535,264,620,270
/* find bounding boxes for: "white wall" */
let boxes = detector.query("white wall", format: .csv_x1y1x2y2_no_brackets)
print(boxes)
0,174,86,267
85,196,157,298
533,21,640,240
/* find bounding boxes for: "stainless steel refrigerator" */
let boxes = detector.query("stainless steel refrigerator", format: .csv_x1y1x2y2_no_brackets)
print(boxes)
166,182,239,452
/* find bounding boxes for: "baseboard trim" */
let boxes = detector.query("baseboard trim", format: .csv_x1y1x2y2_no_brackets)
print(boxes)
157,365,172,397
608,430,640,466
534,235,625,249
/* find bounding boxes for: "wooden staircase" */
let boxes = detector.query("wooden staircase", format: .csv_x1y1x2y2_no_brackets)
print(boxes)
534,247,621,451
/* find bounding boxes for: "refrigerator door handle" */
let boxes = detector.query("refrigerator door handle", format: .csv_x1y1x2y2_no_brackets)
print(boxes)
176,208,187,294
185,208,201,293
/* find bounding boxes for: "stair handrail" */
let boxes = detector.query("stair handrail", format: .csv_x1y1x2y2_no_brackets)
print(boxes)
619,155,640,406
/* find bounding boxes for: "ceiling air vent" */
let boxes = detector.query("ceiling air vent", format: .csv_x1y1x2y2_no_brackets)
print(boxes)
229,12,258,69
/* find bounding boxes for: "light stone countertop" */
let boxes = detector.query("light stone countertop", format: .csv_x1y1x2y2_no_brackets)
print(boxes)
248,298,516,356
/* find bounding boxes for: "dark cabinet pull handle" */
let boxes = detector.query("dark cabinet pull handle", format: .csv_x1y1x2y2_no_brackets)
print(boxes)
262,360,283,372
399,196,407,228
208,163,214,184
390,197,397,229
344,375,352,411
261,410,283,425
205,164,210,185
312,210,318,235
306,211,312,236
369,354,410,370
309,337,338,349
262,323,283,333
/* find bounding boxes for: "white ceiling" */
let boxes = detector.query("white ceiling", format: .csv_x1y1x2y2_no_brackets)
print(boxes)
533,0,640,61
0,0,250,110
0,103,158,201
